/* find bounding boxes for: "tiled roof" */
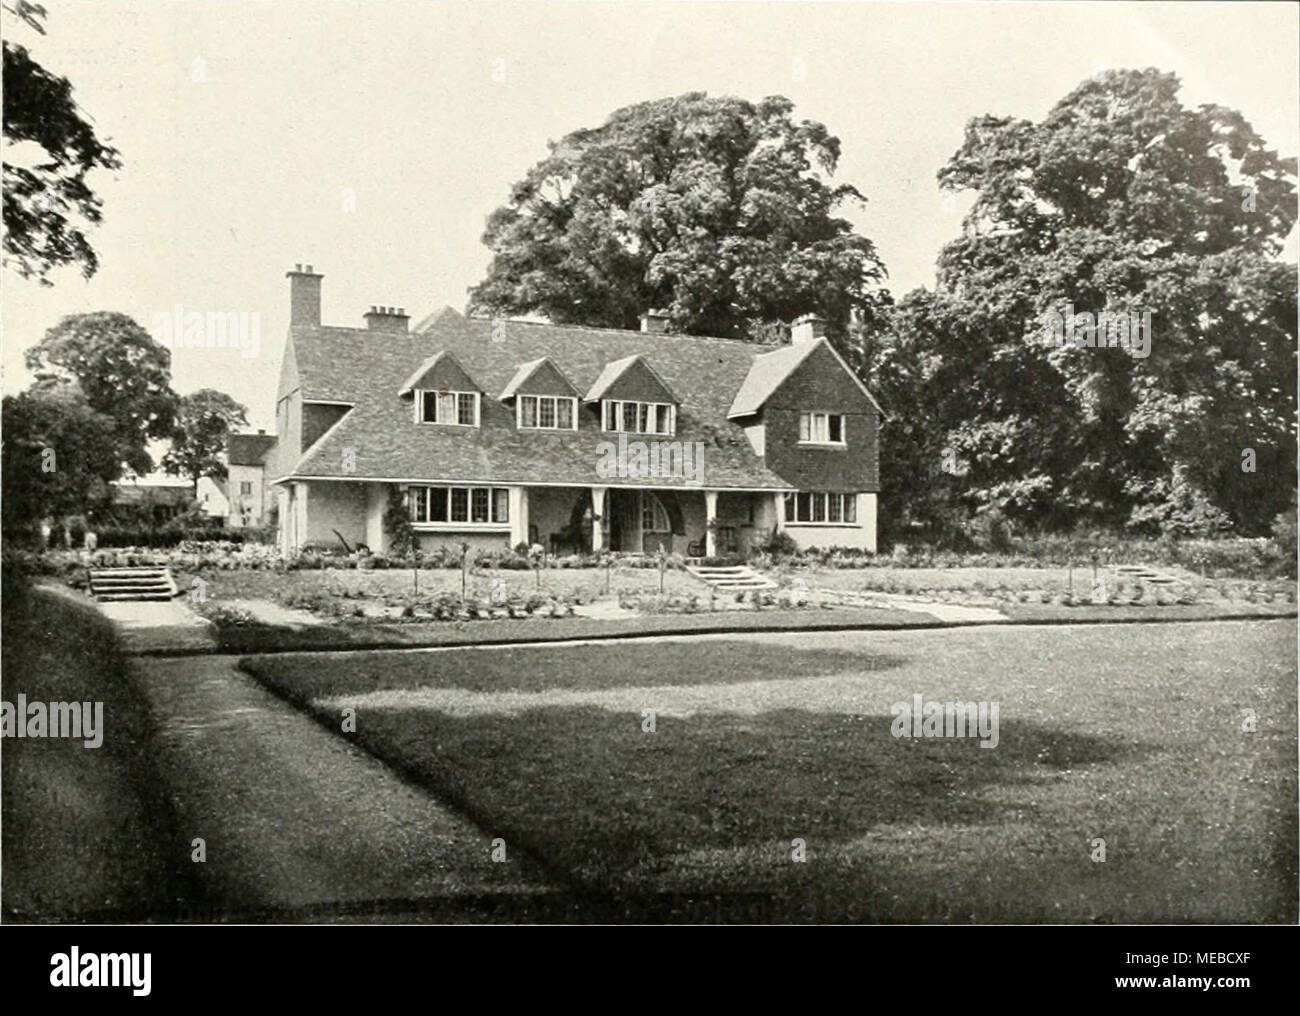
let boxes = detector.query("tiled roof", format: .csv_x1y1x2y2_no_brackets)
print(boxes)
498,357,580,401
282,312,823,490
227,433,276,465
728,341,820,418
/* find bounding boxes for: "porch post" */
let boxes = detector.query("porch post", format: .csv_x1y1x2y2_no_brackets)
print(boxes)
590,486,607,552
510,486,530,548
773,491,787,532
704,489,719,557
365,483,387,552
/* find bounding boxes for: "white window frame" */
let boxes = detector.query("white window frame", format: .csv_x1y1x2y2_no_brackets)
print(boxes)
516,394,579,431
783,492,860,526
799,411,846,446
602,399,675,436
415,389,480,427
408,485,510,527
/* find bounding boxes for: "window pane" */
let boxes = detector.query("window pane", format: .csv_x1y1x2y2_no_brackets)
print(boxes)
829,415,843,442
557,398,573,429
521,396,537,428
799,413,810,441
408,487,427,522
843,494,857,523
784,493,795,522
812,493,825,522
638,403,649,433
796,492,811,522
623,402,638,432
439,392,456,422
422,392,438,423
657,404,670,434
493,489,509,523
458,393,476,425
828,493,842,522
812,414,828,442
539,397,555,428
604,401,614,431
471,488,489,522
430,487,448,522
450,488,468,522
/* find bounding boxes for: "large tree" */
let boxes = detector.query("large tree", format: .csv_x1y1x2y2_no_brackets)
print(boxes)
1,380,120,538
468,93,888,340
2,1,122,284
871,69,1297,537
24,311,178,476
162,388,249,490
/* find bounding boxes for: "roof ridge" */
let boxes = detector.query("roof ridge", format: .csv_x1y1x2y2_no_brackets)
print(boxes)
463,314,769,348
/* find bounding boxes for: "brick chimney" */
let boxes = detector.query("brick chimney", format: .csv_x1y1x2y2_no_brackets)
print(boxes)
364,305,410,332
639,309,669,334
791,313,827,344
286,263,323,327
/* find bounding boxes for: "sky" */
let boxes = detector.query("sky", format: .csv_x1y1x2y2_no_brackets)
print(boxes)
3,0,1297,433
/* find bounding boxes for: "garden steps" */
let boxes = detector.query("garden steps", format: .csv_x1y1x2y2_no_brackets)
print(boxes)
1113,565,1179,586
89,566,178,602
684,563,778,592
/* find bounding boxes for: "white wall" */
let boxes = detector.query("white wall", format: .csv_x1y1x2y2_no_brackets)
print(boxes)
304,481,367,551
783,493,876,552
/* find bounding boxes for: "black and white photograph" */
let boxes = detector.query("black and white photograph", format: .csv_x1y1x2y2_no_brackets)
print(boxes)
1,0,1296,978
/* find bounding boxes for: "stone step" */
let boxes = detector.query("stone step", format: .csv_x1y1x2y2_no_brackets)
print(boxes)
89,566,178,602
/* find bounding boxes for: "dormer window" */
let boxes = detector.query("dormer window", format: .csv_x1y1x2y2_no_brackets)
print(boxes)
799,411,844,445
518,394,577,430
417,389,479,427
603,400,675,436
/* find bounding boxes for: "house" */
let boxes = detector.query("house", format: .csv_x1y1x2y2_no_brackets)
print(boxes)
265,264,883,558
107,476,194,524
196,475,229,519
226,431,276,527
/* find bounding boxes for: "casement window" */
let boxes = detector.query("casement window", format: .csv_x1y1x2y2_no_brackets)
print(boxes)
417,389,479,426
641,493,671,532
783,492,859,525
799,412,845,445
408,485,510,525
602,399,674,435
239,481,253,496
518,394,578,430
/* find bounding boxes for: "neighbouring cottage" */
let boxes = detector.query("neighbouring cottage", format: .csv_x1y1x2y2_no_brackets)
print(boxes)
264,264,885,558
226,431,276,527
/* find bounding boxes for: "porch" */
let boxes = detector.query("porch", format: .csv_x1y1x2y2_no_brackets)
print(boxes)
525,486,780,559
275,479,785,559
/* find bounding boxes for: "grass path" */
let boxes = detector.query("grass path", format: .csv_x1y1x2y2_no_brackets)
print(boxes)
128,655,556,916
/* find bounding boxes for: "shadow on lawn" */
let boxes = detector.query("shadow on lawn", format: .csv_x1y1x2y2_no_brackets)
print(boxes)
332,704,1146,895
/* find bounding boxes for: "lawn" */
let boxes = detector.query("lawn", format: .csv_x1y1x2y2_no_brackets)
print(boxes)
242,619,1298,922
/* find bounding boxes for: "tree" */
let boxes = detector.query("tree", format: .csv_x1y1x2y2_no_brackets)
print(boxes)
468,93,888,341
162,388,248,491
1,381,120,539
24,311,179,475
2,1,122,284
874,68,1297,536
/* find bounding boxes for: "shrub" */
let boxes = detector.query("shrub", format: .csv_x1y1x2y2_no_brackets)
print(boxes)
759,527,798,557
